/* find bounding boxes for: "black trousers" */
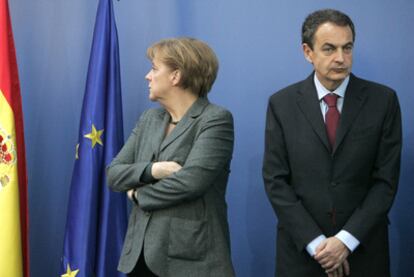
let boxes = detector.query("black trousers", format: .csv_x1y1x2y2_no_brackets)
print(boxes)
127,253,158,277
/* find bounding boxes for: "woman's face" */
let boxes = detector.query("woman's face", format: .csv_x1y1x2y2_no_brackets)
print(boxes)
145,57,174,102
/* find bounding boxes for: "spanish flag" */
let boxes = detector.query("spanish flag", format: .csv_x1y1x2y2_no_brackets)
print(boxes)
0,0,29,276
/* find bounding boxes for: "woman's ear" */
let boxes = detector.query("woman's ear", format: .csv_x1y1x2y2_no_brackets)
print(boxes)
170,69,181,86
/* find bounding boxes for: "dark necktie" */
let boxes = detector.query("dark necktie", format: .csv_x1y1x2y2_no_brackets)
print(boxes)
323,94,340,149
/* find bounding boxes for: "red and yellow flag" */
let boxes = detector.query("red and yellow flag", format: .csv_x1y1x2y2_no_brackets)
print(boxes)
0,0,29,276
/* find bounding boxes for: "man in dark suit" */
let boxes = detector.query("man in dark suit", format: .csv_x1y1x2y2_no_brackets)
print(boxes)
263,9,402,277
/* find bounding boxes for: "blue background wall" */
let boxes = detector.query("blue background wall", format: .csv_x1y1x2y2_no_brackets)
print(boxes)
8,0,413,276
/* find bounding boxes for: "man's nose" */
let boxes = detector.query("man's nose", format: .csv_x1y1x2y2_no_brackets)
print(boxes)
334,49,345,63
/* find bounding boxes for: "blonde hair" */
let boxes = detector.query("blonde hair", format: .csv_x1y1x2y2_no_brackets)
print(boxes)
147,37,219,97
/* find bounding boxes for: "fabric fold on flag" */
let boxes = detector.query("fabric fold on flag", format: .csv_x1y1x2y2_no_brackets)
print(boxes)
0,0,29,276
61,0,127,276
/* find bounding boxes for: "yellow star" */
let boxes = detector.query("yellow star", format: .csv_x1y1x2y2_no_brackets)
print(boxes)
61,264,79,277
75,143,79,159
84,124,104,148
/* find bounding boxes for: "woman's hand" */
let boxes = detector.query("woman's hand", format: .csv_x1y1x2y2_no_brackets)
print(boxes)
151,161,182,179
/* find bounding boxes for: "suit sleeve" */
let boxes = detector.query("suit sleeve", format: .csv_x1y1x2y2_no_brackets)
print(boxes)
262,98,323,252
106,111,152,192
136,109,234,211
343,90,402,242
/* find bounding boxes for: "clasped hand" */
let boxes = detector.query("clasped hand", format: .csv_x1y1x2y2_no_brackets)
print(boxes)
314,237,350,277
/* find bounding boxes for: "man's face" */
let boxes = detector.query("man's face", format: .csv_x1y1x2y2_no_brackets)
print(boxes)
303,22,354,91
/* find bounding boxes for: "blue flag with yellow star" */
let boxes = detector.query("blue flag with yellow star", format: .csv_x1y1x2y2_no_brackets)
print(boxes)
61,0,127,276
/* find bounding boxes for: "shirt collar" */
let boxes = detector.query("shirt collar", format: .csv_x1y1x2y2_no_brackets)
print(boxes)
314,74,350,101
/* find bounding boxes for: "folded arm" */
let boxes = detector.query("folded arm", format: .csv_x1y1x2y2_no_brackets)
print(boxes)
136,110,234,211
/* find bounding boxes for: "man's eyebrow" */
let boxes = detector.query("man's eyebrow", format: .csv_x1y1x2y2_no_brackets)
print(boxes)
322,43,336,48
322,41,354,48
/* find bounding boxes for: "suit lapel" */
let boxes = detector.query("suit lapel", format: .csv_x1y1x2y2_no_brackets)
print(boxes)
151,109,169,159
296,74,331,152
159,97,209,152
333,74,367,154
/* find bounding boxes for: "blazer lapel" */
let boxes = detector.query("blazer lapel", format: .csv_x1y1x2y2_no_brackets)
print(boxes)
159,97,209,152
296,74,331,152
333,74,368,154
151,109,169,159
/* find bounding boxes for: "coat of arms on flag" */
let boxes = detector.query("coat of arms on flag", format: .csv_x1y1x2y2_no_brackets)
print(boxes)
0,125,16,189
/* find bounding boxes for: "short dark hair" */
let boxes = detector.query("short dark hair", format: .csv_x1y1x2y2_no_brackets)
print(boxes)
302,9,355,49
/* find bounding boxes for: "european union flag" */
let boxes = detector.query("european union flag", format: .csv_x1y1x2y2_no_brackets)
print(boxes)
61,0,127,276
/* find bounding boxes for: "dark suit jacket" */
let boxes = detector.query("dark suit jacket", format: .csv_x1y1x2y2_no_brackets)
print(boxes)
107,98,235,277
263,73,402,277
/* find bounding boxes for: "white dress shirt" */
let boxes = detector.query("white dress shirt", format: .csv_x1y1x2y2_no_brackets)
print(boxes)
305,74,360,257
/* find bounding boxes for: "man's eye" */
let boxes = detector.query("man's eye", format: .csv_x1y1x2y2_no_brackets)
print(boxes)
323,48,334,54
344,45,353,53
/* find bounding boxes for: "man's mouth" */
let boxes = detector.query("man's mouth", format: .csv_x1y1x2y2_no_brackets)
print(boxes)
332,68,347,73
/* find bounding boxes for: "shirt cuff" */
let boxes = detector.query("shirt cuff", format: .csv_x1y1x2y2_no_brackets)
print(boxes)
335,230,360,252
306,235,327,256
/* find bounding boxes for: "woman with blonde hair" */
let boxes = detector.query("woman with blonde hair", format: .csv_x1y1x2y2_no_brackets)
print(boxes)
107,37,235,277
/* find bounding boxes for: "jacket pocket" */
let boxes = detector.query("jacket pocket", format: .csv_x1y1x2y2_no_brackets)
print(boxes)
167,217,207,260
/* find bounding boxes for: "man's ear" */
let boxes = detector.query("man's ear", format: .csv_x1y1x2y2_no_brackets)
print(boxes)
170,70,181,86
302,43,313,64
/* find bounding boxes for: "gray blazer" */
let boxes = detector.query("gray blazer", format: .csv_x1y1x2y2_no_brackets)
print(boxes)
107,97,235,277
